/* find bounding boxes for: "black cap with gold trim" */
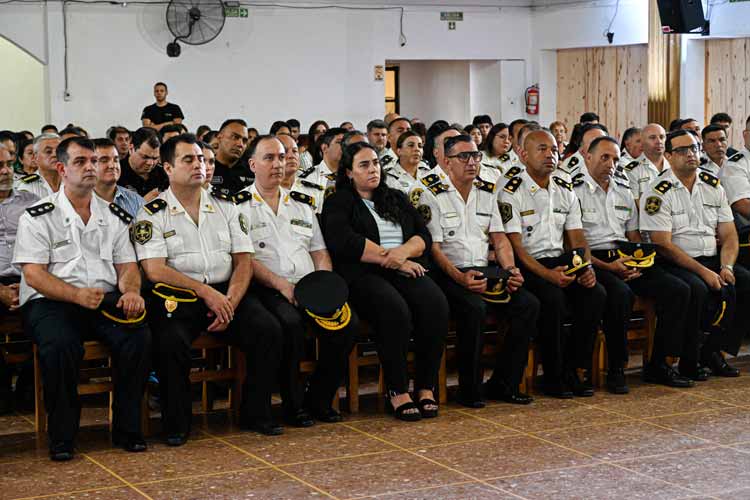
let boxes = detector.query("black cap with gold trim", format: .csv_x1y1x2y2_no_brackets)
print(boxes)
294,271,352,332
151,282,199,319
99,292,147,327
617,242,657,268
462,266,511,303
703,285,735,334
737,227,750,267
561,248,592,276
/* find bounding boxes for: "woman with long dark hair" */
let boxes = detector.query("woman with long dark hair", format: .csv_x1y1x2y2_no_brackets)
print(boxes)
300,120,329,170
321,142,449,421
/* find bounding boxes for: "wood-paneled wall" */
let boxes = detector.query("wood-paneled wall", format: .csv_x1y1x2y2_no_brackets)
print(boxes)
556,45,648,142
647,0,681,127
705,38,750,148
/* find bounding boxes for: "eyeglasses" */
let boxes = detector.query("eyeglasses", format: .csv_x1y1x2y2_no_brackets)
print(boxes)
447,151,483,163
670,144,700,156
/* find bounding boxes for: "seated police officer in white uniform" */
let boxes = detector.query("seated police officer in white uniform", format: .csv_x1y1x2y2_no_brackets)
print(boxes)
292,128,346,215
134,134,283,443
379,118,412,171
720,116,750,223
384,131,431,199
15,133,62,199
557,123,607,181
14,137,151,461
236,136,358,426
700,125,729,176
622,123,671,201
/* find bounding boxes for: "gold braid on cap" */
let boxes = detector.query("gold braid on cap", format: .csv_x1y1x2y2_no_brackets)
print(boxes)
305,303,352,331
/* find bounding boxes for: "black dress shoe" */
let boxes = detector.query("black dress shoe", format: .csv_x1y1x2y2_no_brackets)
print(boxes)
706,352,741,378
679,363,710,382
484,381,533,405
49,441,75,461
567,370,594,397
643,362,694,388
502,391,533,405
244,419,284,436
166,433,188,447
606,368,630,394
284,409,315,428
309,406,343,423
543,380,574,399
456,392,486,408
112,431,147,452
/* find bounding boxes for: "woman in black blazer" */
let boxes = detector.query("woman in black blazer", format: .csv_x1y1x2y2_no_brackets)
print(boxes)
322,142,449,421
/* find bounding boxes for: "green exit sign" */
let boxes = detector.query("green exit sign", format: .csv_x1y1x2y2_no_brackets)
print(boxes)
225,6,248,17
440,12,463,21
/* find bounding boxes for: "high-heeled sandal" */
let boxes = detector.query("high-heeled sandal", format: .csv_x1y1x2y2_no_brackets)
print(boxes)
386,393,422,422
416,398,439,418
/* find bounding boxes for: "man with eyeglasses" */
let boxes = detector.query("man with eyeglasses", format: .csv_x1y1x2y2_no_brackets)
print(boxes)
500,130,606,399
700,125,728,176
211,119,252,196
640,129,750,380
420,135,538,408
118,128,166,202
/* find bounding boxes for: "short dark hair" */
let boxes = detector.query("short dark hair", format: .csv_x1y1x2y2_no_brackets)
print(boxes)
56,136,95,166
341,130,367,148
287,119,300,129
160,133,198,165
620,127,641,151
367,119,387,132
0,130,16,145
154,81,168,90
701,124,727,140
198,141,214,153
579,112,600,123
17,137,33,157
59,126,87,138
412,121,426,139
132,127,161,150
665,129,693,152
587,136,618,154
396,130,420,149
219,118,247,131
196,125,211,138
159,124,183,141
107,126,130,141
387,118,411,132
93,138,116,150
203,130,218,144
248,127,259,135
246,134,279,159
339,121,353,129
508,119,529,138
669,119,683,131
321,127,346,146
710,112,732,125
269,120,291,135
443,135,474,156
464,124,479,134
472,114,493,126
41,124,58,134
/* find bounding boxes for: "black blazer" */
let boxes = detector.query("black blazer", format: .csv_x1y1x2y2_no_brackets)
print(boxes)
321,187,432,284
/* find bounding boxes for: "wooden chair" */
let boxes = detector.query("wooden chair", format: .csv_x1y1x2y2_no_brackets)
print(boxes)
188,333,246,416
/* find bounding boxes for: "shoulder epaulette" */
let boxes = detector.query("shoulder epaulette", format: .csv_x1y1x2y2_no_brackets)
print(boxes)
499,153,510,162
653,180,672,195
729,152,744,163
298,166,316,179
614,168,629,181
699,171,720,188
299,179,324,190
567,156,579,168
657,168,670,177
289,190,316,208
325,173,336,181
503,176,522,194
233,191,251,204
700,157,708,166
572,178,585,188
21,174,40,183
504,166,522,179
553,176,572,191
482,163,498,170
614,179,630,189
623,160,639,171
143,198,167,215
420,173,441,188
473,177,496,193
26,202,54,217
210,187,233,202
386,171,400,180
429,183,450,196
109,202,133,224
380,155,394,166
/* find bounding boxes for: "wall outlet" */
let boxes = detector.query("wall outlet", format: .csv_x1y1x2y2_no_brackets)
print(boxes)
63,91,72,102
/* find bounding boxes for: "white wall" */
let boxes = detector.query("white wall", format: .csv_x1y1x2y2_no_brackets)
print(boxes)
0,36,46,131
469,61,502,123
396,60,471,126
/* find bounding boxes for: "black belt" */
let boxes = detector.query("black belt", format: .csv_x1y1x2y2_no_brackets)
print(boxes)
591,249,619,263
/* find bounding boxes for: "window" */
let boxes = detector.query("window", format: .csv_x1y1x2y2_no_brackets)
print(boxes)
385,66,399,115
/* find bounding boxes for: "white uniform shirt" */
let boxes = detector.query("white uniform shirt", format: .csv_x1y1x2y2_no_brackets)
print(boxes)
14,173,57,199
639,169,732,258
622,154,671,200
480,152,524,186
558,151,584,180
573,166,638,250
0,190,39,278
12,190,135,305
700,157,723,177
718,147,750,206
379,148,398,171
134,188,253,284
499,170,583,259
236,184,325,284
419,175,504,268
291,160,337,215
299,150,314,171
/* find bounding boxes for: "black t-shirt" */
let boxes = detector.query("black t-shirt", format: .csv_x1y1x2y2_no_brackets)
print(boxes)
211,158,254,196
118,160,170,196
141,102,184,125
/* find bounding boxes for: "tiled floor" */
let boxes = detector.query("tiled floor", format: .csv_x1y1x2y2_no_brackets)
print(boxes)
4,359,750,499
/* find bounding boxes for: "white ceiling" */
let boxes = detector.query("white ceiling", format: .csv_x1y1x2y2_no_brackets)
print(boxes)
242,0,600,8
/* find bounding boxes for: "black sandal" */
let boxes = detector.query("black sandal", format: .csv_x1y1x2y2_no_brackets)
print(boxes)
387,397,422,422
417,398,439,418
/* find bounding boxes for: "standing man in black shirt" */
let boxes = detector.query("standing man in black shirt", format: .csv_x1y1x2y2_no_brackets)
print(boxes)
141,82,184,132
211,118,252,195
118,128,168,200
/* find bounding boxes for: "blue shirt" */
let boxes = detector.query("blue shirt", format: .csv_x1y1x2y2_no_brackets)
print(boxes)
362,199,403,249
113,186,145,219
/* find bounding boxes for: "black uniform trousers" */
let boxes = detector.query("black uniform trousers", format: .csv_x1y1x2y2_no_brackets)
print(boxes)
431,269,539,400
520,258,606,382
347,269,449,394
22,298,151,446
0,277,20,405
592,252,692,367
662,256,750,363
252,284,357,415
148,282,281,435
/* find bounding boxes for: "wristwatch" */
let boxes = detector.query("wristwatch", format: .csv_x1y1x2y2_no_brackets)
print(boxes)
721,264,734,273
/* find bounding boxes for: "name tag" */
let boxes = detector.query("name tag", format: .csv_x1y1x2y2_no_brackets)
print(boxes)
444,212,459,219
703,203,720,208
581,208,597,214
520,209,535,216
614,205,631,212
476,212,491,217
251,222,267,230
53,239,71,249
290,218,312,229
164,230,176,239
553,208,569,214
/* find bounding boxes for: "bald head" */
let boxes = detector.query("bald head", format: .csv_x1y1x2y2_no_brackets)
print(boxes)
522,130,559,178
641,123,666,159
523,129,556,151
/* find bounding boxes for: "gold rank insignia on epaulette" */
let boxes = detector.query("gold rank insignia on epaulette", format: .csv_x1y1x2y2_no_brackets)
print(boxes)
290,190,316,208
699,171,720,187
429,183,449,196
420,173,441,188
503,176,522,194
409,188,423,208
473,177,496,193
210,187,232,202
623,160,639,171
109,202,133,224
299,179,324,191
504,166,521,179
729,152,744,163
324,185,336,199
325,173,336,181
143,198,167,215
568,156,579,168
21,173,40,183
653,180,672,195
572,178,585,188
552,176,572,190
298,166,316,178
499,153,510,162
26,202,54,217
233,191,251,204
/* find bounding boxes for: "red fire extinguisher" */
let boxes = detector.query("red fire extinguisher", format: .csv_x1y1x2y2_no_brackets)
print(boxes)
525,84,539,115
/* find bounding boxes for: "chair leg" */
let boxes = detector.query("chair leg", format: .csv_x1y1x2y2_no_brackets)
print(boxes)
141,389,150,437
377,366,385,413
332,390,340,412
524,345,535,394
438,346,447,405
33,344,46,434
347,348,359,413
231,348,246,417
